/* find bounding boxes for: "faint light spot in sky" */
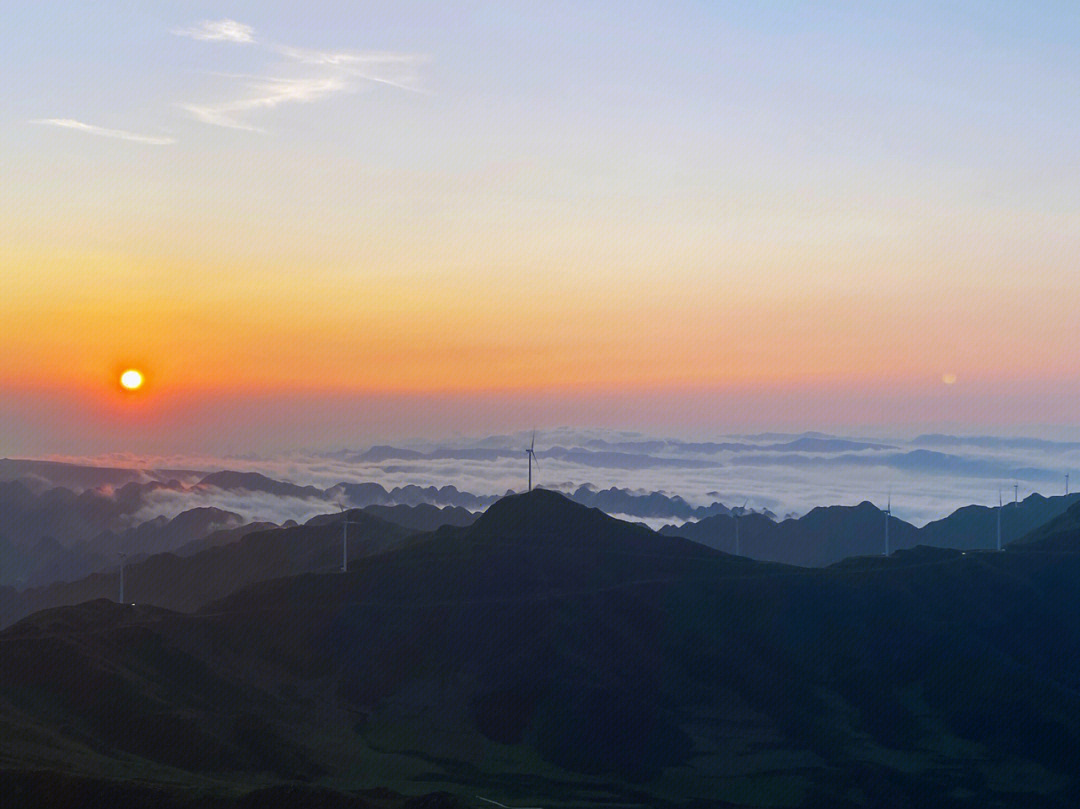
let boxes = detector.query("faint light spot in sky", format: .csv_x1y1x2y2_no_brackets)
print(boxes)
942,373,957,385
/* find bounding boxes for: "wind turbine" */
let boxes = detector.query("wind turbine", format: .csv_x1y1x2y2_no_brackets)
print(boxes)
734,498,748,556
525,431,539,492
1066,473,1070,496
339,505,361,573
884,492,891,557
996,488,1003,551
118,552,127,604
1014,482,1019,506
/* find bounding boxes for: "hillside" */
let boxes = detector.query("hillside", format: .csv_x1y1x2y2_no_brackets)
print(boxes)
663,492,1080,566
0,510,413,628
4,491,1080,806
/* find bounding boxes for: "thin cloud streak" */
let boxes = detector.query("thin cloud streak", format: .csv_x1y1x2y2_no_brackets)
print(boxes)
29,118,175,145
173,19,255,44
275,45,429,91
179,76,351,131
174,21,429,130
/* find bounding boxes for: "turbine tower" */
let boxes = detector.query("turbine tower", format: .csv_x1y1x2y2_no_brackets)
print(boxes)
339,505,361,573
997,488,1003,551
525,431,539,492
118,552,127,604
1014,482,1019,505
1067,473,1070,496
884,493,891,557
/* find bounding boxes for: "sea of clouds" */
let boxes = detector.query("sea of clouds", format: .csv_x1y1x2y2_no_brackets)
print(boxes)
46,429,1080,528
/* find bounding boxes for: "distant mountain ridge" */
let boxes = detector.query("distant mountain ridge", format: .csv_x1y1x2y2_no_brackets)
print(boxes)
0,509,415,626
663,492,1080,566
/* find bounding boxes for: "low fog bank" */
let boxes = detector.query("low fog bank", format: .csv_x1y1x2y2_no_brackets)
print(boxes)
34,428,1080,527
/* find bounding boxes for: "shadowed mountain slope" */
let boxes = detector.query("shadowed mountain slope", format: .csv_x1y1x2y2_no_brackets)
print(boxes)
6,491,1080,805
920,492,1080,550
358,503,479,532
1009,500,1080,552
662,501,918,566
0,510,413,628
663,492,1080,566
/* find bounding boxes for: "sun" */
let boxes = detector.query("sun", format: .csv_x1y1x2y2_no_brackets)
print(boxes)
120,369,144,391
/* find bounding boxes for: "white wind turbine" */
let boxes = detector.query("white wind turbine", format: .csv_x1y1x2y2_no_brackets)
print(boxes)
996,488,1003,551
734,497,748,557
525,431,539,492
339,504,361,573
884,492,891,557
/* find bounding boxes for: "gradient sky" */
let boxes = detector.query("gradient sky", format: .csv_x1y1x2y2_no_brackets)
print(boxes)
2,2,1079,453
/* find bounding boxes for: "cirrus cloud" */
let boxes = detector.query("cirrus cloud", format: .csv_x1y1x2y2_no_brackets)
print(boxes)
173,21,428,131
173,19,255,44
30,118,175,145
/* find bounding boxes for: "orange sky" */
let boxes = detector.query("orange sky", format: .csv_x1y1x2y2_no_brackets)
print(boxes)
3,3,1080,453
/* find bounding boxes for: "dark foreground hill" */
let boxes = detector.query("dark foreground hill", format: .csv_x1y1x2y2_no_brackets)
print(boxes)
5,491,1080,807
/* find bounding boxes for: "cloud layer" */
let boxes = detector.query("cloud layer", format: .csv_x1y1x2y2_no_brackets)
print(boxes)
45,429,1080,528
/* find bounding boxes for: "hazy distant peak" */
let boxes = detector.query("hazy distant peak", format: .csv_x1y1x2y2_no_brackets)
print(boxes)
197,470,322,499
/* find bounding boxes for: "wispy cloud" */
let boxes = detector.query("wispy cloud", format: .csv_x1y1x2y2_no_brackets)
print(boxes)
40,20,428,142
30,118,175,145
180,76,351,131
172,21,428,130
173,19,255,44
275,45,428,91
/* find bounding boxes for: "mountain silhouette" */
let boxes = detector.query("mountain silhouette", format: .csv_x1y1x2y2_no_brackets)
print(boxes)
359,503,479,532
1010,500,1080,552
197,471,325,499
664,492,1080,566
0,509,413,627
8,490,1080,805
662,501,916,566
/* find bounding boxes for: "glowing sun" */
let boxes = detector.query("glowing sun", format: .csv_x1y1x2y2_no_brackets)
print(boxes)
120,369,144,390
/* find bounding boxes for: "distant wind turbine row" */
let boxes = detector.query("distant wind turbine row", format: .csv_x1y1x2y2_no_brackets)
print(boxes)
106,453,1076,605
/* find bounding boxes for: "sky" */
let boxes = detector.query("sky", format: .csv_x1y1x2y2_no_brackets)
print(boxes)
2,2,1079,455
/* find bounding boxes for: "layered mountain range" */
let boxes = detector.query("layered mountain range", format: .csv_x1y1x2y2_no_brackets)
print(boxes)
5,490,1080,806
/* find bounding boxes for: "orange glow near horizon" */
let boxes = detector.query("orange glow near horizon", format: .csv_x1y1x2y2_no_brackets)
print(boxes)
1,243,1078,407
